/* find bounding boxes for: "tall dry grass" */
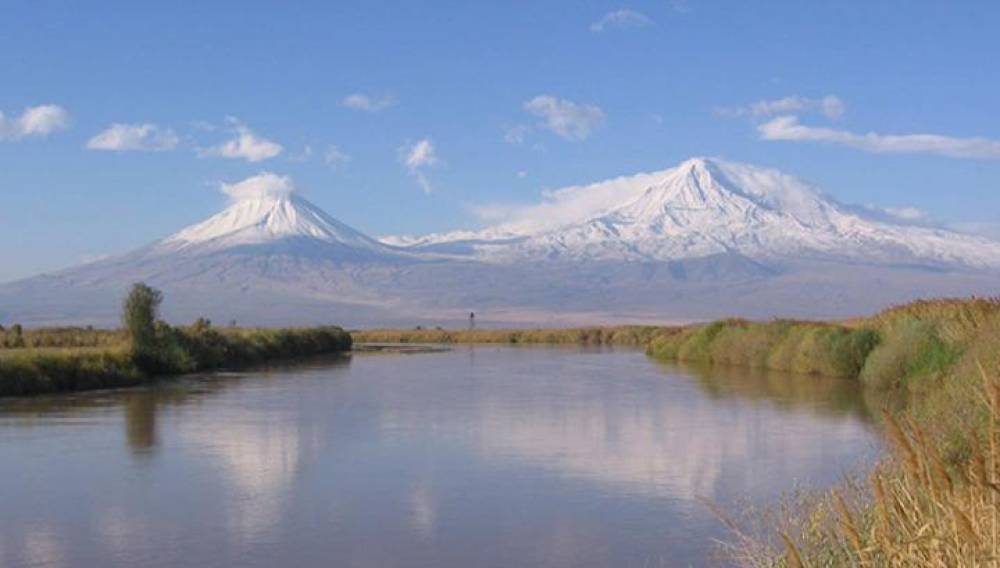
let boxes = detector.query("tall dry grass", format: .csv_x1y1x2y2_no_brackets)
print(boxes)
0,325,124,349
734,363,1000,567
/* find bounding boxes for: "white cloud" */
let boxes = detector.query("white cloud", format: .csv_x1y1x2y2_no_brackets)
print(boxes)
0,104,70,140
590,9,654,32
504,124,529,145
856,203,932,225
401,138,438,169
718,95,845,120
221,172,295,201
469,169,668,233
342,93,396,113
200,118,283,162
759,115,1000,159
950,222,1000,241
86,123,179,151
882,206,929,222
324,145,351,168
819,96,846,120
399,138,439,194
524,95,605,141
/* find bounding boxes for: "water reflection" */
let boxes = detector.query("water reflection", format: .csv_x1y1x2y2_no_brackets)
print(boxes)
393,357,881,503
0,347,882,567
674,362,875,418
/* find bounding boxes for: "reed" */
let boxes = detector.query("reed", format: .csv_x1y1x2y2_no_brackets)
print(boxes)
0,325,124,349
739,364,1000,566
647,319,879,378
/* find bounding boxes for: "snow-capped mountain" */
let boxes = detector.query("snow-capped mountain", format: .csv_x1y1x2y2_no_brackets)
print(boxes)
1,161,998,327
156,172,399,258
395,158,1000,268
161,193,386,253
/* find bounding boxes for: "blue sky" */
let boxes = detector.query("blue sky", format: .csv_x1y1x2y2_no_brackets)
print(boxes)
2,1,1000,281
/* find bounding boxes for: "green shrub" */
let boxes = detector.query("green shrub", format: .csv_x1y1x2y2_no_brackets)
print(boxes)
648,319,879,379
860,318,956,390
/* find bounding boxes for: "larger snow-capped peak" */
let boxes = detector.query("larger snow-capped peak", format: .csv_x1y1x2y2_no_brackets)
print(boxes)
390,157,1000,267
159,172,388,253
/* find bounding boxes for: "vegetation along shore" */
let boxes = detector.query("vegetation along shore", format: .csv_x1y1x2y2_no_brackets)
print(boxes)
650,297,1000,565
0,283,352,396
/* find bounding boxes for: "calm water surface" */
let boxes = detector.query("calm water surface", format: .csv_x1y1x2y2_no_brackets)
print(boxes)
0,346,883,567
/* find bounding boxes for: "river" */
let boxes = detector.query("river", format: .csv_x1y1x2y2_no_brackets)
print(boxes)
0,345,883,567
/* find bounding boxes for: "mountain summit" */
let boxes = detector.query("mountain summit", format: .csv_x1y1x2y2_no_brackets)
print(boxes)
157,173,395,258
2,160,998,326
398,158,1000,268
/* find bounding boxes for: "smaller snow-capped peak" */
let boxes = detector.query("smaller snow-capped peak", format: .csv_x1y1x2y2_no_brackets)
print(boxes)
159,173,389,254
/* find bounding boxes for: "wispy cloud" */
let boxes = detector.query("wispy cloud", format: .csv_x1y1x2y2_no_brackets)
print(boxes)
288,145,314,162
717,95,845,120
669,0,693,14
468,170,667,233
0,104,70,140
221,172,295,201
86,123,179,151
758,115,1000,159
590,9,654,32
882,206,929,222
399,138,439,194
524,95,605,141
342,93,396,113
200,118,283,162
950,222,1000,241
504,124,529,145
324,145,351,168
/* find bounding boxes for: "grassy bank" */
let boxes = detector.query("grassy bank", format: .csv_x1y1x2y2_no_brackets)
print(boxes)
656,298,1000,565
0,325,353,397
353,325,664,346
647,319,879,378
1,283,352,397
0,325,123,349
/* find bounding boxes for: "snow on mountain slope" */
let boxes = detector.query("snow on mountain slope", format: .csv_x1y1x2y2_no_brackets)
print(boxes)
2,162,999,327
158,172,394,256
390,158,1000,267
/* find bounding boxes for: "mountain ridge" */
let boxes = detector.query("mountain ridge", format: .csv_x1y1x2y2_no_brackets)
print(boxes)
391,158,1000,267
2,158,998,327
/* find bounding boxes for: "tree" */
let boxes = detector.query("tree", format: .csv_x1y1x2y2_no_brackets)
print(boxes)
10,323,24,348
123,282,163,364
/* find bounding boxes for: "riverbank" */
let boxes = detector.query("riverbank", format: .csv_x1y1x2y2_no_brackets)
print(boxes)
352,325,665,346
647,297,1000,565
645,298,999,451
0,325,352,397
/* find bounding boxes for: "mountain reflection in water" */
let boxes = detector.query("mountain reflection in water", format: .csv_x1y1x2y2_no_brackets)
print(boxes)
0,347,883,567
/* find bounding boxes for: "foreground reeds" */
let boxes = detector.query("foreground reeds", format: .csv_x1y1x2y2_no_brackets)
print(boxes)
733,364,1000,567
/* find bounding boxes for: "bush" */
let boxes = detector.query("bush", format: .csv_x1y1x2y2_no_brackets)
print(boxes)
860,318,958,390
648,319,879,379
